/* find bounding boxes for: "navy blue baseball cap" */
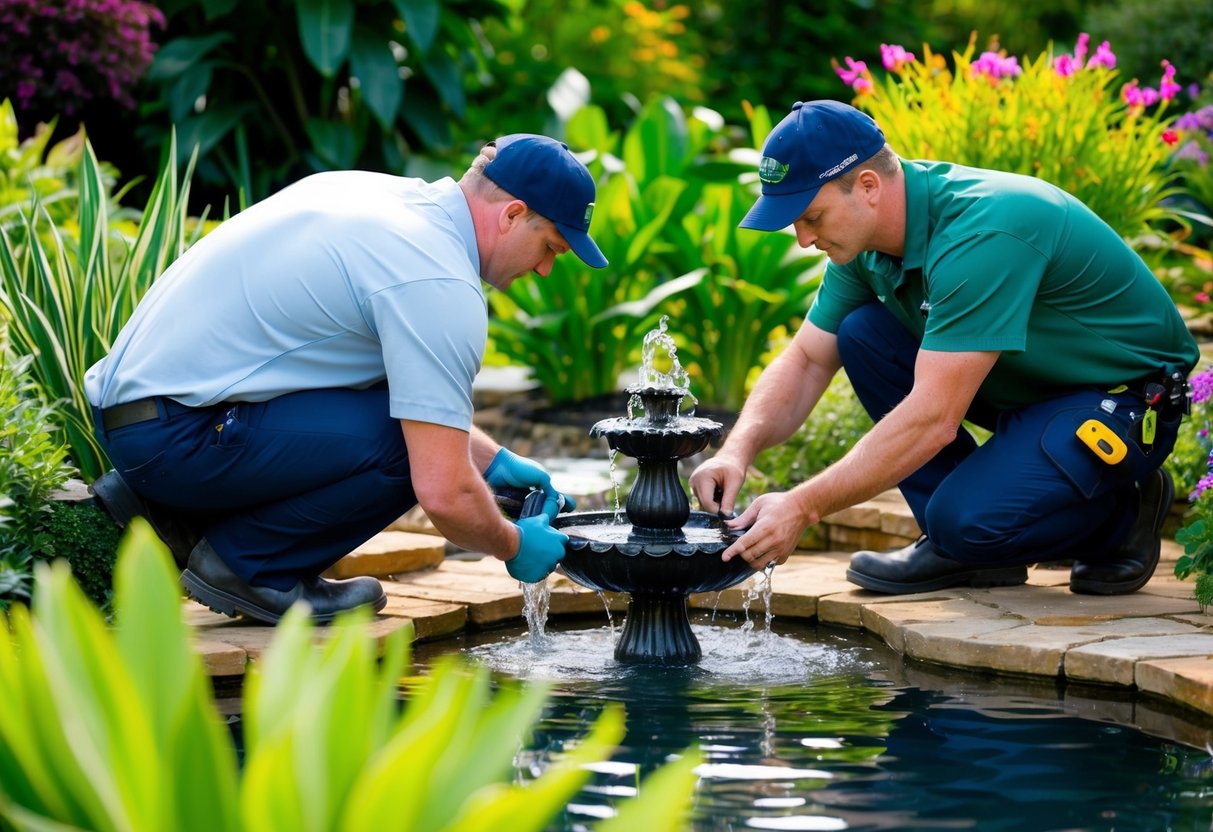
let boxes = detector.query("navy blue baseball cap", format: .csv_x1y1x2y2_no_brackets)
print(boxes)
483,134,608,269
740,100,886,231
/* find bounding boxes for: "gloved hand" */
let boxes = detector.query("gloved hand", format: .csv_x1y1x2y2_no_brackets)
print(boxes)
484,448,577,514
507,513,570,584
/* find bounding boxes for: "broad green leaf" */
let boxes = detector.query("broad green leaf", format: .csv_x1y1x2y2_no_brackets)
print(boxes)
304,118,361,169
443,706,627,832
350,26,403,130
296,0,354,76
421,48,465,119
596,751,700,832
146,33,232,81
392,0,440,54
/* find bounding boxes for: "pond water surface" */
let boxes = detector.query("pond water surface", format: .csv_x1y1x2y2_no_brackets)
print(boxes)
411,615,1213,831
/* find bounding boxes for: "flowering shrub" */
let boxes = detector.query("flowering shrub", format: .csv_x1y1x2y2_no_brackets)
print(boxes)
1171,103,1213,217
832,33,1184,241
1173,367,1213,607
0,0,164,122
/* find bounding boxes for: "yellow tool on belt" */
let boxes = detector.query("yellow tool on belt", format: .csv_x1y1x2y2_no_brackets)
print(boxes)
1076,419,1127,465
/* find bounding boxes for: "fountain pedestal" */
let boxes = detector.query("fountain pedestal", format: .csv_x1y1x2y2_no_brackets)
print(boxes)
551,385,755,665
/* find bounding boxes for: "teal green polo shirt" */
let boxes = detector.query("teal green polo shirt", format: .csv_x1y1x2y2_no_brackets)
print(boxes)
809,159,1198,410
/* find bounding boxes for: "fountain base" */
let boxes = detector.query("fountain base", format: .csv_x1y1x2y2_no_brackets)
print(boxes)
615,593,702,664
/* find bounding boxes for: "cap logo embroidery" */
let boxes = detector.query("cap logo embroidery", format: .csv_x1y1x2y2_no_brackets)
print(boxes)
819,153,859,179
583,203,595,227
758,156,790,184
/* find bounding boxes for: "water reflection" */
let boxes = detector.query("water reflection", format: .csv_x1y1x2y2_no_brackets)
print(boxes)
412,617,1213,831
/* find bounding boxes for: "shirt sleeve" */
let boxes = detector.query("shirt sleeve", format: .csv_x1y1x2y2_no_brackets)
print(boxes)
364,279,487,429
921,231,1048,354
807,261,878,334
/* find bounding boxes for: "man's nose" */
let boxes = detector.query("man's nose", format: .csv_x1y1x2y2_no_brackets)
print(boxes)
795,225,817,249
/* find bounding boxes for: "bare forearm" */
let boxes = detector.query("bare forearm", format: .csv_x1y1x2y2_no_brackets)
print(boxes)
468,424,501,473
719,349,834,467
422,480,520,559
787,397,960,525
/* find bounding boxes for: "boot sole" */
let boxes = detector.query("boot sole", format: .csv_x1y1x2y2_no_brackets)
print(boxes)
845,566,1027,595
181,570,387,625
1070,469,1173,596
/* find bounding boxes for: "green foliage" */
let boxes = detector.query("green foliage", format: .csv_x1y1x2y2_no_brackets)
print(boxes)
1086,0,1213,92
0,134,204,481
0,521,699,830
466,0,707,137
139,0,508,206
0,346,72,611
40,501,120,611
844,35,1183,243
487,97,822,409
739,372,873,503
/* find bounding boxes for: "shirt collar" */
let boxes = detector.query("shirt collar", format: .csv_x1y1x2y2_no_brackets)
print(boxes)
426,177,480,270
900,159,928,273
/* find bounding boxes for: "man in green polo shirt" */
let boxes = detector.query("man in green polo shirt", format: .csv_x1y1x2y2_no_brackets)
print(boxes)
690,99,1198,596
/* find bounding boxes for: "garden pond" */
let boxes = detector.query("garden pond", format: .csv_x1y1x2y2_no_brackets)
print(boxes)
397,612,1213,831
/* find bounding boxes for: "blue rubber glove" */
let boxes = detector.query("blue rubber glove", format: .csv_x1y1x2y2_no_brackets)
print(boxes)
484,448,577,515
507,513,570,583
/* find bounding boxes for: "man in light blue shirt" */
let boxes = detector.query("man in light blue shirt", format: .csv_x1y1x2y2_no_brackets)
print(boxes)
86,134,607,624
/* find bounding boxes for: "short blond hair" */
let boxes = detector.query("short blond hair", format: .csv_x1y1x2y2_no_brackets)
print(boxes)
833,144,901,193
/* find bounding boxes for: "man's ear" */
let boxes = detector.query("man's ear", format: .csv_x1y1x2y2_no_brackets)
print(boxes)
858,169,881,203
499,199,529,231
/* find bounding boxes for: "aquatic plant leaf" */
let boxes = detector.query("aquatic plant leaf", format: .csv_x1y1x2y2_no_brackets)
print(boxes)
595,750,700,832
441,705,627,832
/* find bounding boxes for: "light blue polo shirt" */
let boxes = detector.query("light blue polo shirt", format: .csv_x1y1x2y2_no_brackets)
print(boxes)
809,159,1198,409
84,172,487,430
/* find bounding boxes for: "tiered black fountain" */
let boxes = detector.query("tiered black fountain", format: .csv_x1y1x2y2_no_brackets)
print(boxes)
549,320,756,665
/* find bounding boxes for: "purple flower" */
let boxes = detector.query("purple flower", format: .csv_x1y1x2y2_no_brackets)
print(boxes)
1190,369,1213,405
1176,140,1209,165
1192,471,1213,502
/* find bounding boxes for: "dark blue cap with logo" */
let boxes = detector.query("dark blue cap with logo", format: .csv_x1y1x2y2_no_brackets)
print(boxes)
483,133,608,268
740,100,886,232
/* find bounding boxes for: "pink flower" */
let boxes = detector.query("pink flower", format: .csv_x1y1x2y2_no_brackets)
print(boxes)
1054,54,1080,77
835,56,872,93
1073,33,1090,66
880,43,915,71
1087,40,1117,70
1160,60,1182,102
970,51,1021,80
1197,291,1212,303
1162,129,1180,146
1123,80,1160,109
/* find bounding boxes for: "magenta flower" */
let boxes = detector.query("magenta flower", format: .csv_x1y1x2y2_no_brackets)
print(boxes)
1123,80,1160,109
1054,54,1080,77
1073,33,1090,65
1087,40,1117,70
880,43,915,72
970,51,1021,80
1160,60,1182,102
835,56,872,93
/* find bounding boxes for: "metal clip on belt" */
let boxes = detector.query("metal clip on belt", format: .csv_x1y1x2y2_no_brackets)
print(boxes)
101,399,161,431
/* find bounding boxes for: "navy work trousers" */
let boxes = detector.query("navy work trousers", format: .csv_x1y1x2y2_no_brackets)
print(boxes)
835,304,1180,566
95,387,416,590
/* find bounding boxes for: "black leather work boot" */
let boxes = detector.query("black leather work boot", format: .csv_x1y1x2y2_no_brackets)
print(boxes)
1070,468,1173,596
181,539,387,625
89,469,201,569
846,536,1029,595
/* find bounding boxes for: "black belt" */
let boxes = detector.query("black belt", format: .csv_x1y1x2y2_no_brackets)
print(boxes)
100,398,163,431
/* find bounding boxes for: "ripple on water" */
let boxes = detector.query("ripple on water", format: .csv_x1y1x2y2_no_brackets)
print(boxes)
463,623,875,687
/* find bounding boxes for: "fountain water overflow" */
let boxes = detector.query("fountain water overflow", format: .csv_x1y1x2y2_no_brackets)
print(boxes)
543,317,756,664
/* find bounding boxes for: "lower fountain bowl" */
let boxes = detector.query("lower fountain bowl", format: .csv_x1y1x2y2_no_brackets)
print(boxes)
552,510,755,596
